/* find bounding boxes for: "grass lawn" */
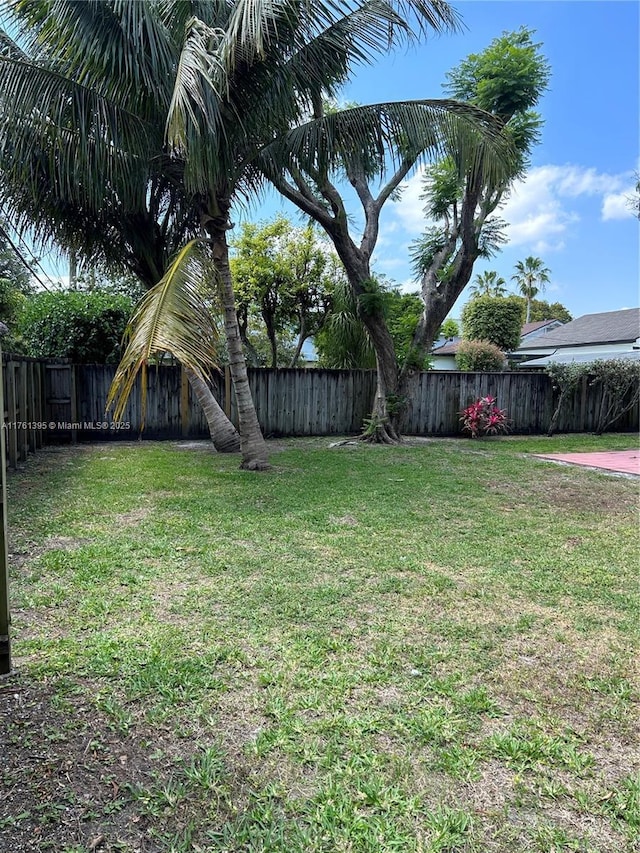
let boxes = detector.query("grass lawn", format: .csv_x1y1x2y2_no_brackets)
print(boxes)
1,434,638,853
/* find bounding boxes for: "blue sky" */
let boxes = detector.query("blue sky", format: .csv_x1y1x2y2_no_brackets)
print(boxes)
258,0,639,321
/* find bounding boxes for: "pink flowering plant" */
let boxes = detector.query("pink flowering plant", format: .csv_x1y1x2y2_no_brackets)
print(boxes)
460,396,510,438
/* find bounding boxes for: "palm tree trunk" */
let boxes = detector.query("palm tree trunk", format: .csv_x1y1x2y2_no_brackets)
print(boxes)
183,365,240,452
208,221,270,470
525,297,531,324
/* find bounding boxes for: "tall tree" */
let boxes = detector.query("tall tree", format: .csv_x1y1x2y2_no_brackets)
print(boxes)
469,270,507,298
265,102,509,440
267,29,540,441
0,0,509,460
513,297,571,324
511,256,551,323
406,28,550,414
230,217,335,368
0,2,242,455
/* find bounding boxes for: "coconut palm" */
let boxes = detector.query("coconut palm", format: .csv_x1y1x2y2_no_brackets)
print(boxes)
469,270,508,298
511,257,551,323
0,1,511,460
0,2,244,454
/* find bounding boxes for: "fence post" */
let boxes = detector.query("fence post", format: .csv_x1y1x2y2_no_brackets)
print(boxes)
18,361,28,461
27,361,37,452
5,362,17,469
180,367,190,437
0,343,11,674
70,364,78,444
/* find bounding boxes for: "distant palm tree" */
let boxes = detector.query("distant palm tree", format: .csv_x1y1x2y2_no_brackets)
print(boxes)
469,271,508,298
512,257,551,323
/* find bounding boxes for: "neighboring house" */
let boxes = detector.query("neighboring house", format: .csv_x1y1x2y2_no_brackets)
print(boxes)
430,318,563,370
515,307,640,368
429,336,462,370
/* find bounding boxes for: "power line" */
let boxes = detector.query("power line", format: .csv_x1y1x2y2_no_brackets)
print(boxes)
0,216,55,292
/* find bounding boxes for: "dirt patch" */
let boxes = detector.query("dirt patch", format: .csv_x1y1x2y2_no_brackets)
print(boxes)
0,677,162,852
328,514,359,526
45,535,92,551
486,469,637,514
113,507,152,527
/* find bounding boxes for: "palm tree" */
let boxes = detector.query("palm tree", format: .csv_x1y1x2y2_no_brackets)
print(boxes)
511,257,551,323
469,271,508,298
0,4,243,454
0,1,510,456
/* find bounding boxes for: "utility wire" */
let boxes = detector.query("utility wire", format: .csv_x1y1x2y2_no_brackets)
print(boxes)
0,217,54,292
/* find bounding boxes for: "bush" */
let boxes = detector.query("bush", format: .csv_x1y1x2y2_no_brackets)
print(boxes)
547,359,640,435
455,340,506,372
460,396,510,438
18,290,134,363
462,296,524,351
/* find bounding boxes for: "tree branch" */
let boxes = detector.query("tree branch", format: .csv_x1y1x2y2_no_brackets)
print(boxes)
374,157,416,209
269,170,334,232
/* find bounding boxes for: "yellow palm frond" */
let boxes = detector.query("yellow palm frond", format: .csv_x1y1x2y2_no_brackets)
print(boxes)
107,240,218,425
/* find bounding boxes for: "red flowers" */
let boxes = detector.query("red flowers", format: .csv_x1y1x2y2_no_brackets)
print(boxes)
460,396,510,438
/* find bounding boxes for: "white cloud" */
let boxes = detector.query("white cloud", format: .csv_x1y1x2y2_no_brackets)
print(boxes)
391,166,429,234
373,162,636,284
388,163,636,248
499,164,634,250
602,189,635,221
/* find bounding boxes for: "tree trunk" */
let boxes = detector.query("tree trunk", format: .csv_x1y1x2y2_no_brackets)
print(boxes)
266,321,278,369
207,216,270,471
359,308,401,443
289,313,307,367
183,365,240,452
330,235,402,443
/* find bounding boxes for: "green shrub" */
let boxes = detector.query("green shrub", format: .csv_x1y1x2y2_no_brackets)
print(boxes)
547,359,640,435
18,290,134,363
455,340,506,372
439,318,460,340
462,296,524,351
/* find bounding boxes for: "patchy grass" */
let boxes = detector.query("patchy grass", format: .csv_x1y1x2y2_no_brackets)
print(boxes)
1,434,638,852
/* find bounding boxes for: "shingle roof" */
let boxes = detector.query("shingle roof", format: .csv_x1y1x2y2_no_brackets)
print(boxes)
521,319,560,336
432,319,564,356
431,339,461,356
519,349,640,367
518,308,640,350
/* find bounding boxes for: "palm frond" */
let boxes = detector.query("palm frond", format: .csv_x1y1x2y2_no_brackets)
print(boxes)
0,29,27,60
107,240,218,425
0,53,155,211
257,99,515,190
3,0,175,115
166,15,229,153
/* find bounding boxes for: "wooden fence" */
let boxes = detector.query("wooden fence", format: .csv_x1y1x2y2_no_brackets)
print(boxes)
2,356,638,465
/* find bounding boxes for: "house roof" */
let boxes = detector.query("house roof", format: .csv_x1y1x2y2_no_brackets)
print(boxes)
431,338,461,356
519,349,640,368
521,319,561,337
432,318,565,357
518,308,640,350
